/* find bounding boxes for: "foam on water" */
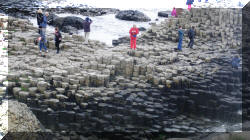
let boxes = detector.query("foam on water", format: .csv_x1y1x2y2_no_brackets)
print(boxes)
193,0,248,8
41,0,248,8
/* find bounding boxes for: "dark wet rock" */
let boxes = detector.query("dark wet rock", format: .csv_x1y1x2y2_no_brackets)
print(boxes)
115,10,151,22
48,8,119,17
112,40,121,46
50,16,84,31
158,11,170,17
0,0,119,18
59,111,76,123
47,13,59,25
0,0,41,16
138,27,146,31
61,26,78,34
112,36,130,46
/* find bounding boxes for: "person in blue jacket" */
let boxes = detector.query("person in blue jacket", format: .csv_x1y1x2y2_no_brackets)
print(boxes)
41,12,49,36
178,26,184,51
232,55,240,69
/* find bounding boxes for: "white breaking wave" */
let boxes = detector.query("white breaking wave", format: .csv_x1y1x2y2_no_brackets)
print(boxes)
41,0,249,9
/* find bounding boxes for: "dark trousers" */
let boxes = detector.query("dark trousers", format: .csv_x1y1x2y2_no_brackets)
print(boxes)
188,38,194,48
55,41,60,53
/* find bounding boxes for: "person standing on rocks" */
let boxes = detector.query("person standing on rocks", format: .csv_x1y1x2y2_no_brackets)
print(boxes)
188,26,195,49
129,24,139,50
83,17,92,44
39,30,48,53
177,26,184,51
171,7,177,17
186,0,194,10
54,27,62,54
41,12,49,36
36,9,43,35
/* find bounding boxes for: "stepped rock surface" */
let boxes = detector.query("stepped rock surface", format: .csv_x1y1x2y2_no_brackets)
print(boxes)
4,8,244,139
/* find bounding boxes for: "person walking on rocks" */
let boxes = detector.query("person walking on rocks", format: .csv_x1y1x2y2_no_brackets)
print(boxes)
83,17,92,44
39,30,48,53
188,26,195,49
171,7,177,17
54,27,62,54
36,9,43,35
129,24,139,50
177,26,184,51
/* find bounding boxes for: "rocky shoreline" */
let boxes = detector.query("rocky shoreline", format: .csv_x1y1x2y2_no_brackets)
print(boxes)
0,0,119,18
1,6,246,140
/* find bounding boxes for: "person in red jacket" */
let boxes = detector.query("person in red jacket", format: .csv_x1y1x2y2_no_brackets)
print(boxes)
129,25,139,50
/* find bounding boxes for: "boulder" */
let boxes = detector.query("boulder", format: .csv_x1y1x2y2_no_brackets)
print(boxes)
115,10,151,22
0,100,44,134
0,0,40,17
49,16,85,33
138,27,146,31
112,40,121,46
112,36,130,46
61,26,78,35
47,13,59,25
158,11,170,18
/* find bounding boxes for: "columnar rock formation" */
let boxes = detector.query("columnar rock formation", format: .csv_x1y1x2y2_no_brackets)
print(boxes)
136,8,242,48
242,2,250,131
6,8,242,135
